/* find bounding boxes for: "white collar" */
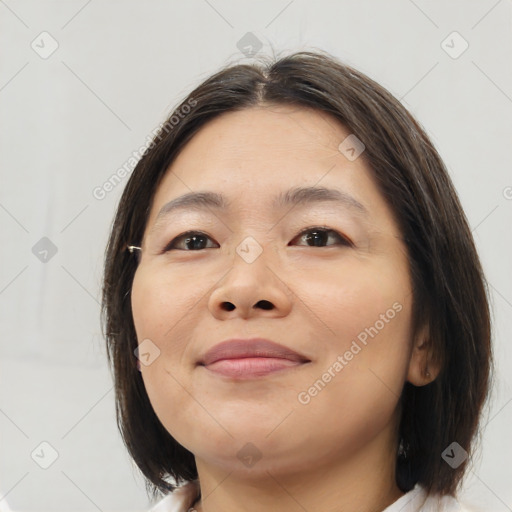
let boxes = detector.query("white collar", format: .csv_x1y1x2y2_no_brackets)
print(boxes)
150,481,470,512
383,485,471,512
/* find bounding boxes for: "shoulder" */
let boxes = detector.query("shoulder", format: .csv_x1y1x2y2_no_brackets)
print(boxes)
148,480,200,512
384,485,483,512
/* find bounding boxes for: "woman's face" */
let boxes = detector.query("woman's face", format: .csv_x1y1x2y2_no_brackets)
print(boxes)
131,105,421,477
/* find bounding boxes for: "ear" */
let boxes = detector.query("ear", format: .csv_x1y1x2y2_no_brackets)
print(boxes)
406,323,441,386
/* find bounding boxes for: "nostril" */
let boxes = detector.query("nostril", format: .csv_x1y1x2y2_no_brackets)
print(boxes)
220,300,274,311
221,302,236,311
256,300,273,310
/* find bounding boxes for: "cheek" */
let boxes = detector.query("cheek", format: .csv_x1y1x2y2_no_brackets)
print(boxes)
289,296,412,462
295,256,411,344
131,264,199,341
130,264,208,439
131,265,195,435
131,267,160,339
295,259,413,399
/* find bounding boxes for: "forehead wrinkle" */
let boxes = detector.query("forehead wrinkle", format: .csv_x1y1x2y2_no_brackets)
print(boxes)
150,191,229,235
149,185,369,236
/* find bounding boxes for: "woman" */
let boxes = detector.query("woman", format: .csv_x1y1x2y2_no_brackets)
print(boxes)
102,50,492,511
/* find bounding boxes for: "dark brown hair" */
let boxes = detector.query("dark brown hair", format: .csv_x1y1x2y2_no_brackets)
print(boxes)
101,49,492,500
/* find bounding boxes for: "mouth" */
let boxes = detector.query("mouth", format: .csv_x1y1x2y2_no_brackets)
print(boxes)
198,338,311,379
202,357,309,378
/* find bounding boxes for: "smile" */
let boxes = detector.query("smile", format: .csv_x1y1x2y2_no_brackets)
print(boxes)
202,357,309,379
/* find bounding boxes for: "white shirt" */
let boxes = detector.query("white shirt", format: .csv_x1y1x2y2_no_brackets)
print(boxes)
148,480,479,512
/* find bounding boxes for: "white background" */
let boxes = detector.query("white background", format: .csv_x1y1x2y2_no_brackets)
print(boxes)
1,1,511,511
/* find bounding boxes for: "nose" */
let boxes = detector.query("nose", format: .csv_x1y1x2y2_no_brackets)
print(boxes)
207,245,293,320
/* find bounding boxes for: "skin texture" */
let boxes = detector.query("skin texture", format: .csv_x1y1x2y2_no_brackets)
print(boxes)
131,105,438,512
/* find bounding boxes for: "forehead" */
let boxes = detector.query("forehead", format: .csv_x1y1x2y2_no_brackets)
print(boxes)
153,106,373,199
174,105,351,173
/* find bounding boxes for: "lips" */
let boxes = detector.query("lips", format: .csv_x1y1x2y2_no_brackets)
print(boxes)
199,338,310,367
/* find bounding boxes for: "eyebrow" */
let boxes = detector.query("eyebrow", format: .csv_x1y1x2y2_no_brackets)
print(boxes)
152,186,368,230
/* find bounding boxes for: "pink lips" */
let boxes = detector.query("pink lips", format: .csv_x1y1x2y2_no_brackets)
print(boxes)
199,338,310,379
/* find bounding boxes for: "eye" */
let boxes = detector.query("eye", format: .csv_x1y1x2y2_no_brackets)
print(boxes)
290,227,354,248
162,227,353,253
163,231,219,252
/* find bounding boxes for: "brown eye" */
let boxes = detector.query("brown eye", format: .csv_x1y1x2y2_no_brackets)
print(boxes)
162,227,353,252
291,227,353,248
163,231,219,252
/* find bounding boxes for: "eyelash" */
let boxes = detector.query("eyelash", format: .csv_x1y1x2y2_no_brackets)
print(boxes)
162,226,354,252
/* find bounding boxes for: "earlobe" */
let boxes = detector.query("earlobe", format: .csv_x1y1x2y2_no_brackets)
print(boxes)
406,325,441,386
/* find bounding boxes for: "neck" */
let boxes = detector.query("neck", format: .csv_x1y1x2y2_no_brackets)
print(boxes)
192,425,404,512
